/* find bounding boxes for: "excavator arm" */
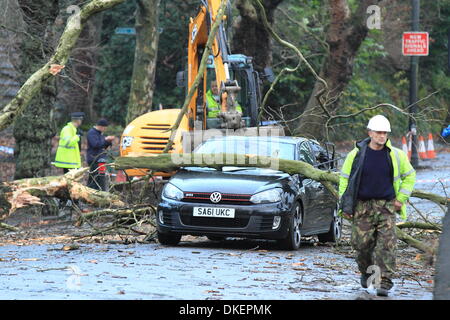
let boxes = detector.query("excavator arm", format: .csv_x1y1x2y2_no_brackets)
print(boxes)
188,0,243,129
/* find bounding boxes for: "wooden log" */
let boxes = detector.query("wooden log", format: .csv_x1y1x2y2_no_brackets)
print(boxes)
114,153,444,254
0,168,124,219
114,153,448,206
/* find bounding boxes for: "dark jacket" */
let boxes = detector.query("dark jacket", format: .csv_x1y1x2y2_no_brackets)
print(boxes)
339,138,394,214
338,137,416,219
86,127,111,164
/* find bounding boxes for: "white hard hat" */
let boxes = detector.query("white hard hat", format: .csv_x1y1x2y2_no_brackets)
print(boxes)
367,115,391,132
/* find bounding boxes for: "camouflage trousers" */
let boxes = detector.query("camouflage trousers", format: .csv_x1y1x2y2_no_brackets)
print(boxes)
351,199,397,288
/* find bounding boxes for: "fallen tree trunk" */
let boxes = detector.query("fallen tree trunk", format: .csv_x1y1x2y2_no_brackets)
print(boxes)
0,168,124,219
114,153,448,204
114,153,447,254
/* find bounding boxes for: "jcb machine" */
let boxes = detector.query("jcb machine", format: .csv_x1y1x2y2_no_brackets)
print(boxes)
120,0,282,176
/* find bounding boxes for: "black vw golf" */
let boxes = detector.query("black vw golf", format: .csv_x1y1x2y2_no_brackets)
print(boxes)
156,136,341,250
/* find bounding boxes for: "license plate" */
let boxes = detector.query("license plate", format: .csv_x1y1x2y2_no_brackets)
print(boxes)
193,207,235,218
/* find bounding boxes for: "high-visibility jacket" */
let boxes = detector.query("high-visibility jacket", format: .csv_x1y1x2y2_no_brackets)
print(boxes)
53,122,81,169
339,138,416,220
206,90,242,118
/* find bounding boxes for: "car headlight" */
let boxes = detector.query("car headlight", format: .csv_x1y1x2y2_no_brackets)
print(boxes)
163,183,184,201
250,188,282,204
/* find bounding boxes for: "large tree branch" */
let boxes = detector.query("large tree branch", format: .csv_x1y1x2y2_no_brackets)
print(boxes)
0,168,125,219
114,153,447,254
0,0,127,131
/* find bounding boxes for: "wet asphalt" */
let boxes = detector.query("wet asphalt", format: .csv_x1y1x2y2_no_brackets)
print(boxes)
1,149,448,300
0,239,433,300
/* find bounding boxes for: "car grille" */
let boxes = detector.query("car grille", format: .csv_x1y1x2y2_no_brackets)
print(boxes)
162,212,174,226
260,216,274,231
182,192,252,205
180,214,250,228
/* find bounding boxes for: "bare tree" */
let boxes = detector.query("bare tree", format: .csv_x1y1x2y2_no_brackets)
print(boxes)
295,0,382,141
232,0,284,72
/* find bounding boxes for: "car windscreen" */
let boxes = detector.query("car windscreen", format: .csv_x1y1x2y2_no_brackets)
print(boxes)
194,139,295,160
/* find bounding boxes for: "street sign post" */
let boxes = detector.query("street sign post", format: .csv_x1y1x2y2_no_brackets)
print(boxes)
402,31,429,56
115,27,136,35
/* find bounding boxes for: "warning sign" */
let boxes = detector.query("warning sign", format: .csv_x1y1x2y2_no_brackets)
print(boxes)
402,32,429,56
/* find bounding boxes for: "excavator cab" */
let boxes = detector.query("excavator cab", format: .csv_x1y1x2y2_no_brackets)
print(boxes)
179,54,262,130
119,0,282,177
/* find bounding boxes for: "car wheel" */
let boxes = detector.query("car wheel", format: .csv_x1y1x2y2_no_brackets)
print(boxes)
278,202,302,250
318,206,342,243
157,232,181,246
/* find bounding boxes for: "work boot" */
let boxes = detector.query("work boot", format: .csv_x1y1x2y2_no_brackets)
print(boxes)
360,274,370,289
376,278,393,297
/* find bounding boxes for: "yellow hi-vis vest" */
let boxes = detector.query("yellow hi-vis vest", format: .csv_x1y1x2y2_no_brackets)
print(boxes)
206,90,242,118
53,122,81,169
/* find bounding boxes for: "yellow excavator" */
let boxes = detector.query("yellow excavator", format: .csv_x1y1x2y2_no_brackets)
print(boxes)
119,0,281,176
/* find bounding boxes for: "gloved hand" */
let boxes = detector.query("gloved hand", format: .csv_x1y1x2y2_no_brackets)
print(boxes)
442,125,450,138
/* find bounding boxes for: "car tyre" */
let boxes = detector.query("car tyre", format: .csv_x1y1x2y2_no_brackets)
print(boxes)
318,207,342,243
278,202,302,250
157,232,181,246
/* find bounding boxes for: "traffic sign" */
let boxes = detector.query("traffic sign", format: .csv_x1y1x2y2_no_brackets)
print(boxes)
115,27,136,35
402,32,429,56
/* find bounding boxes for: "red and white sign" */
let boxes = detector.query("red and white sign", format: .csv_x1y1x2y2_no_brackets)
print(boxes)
402,32,429,56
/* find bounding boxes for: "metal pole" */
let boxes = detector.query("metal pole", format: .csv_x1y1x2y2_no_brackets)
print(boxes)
408,0,420,167
448,30,450,75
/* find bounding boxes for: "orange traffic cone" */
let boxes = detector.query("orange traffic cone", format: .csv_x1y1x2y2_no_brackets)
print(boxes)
407,135,412,160
401,136,408,156
427,133,436,159
418,135,428,159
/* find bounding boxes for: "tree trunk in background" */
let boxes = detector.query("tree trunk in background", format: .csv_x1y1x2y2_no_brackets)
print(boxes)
126,0,161,125
54,0,103,125
0,0,23,110
232,0,283,73
295,0,381,141
13,0,60,179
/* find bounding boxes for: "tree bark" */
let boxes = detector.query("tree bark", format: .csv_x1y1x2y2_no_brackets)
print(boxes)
0,168,124,219
13,0,60,179
114,153,446,254
126,0,161,124
232,0,283,72
296,0,381,141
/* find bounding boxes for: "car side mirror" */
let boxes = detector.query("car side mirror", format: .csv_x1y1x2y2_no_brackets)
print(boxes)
176,71,187,88
263,67,275,83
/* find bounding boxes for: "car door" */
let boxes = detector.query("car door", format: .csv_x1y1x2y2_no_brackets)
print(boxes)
310,142,337,232
297,141,326,233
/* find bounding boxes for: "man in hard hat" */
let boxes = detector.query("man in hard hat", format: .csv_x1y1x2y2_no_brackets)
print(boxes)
339,114,416,297
53,112,85,173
